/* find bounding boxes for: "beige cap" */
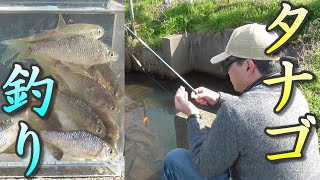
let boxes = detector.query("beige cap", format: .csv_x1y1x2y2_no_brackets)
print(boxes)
210,23,279,64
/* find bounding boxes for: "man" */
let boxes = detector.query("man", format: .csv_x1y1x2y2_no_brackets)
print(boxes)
162,23,320,180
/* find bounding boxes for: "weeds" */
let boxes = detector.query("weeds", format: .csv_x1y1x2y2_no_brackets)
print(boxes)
125,0,320,49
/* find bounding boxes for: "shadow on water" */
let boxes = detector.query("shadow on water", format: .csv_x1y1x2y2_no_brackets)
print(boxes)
125,71,236,180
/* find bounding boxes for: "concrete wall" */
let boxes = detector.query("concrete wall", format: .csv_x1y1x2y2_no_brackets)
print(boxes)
125,30,234,79
190,30,233,76
162,34,191,79
126,44,167,79
125,29,300,80
160,31,234,79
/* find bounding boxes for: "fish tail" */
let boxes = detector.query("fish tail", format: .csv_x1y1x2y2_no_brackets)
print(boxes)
36,58,71,91
1,39,23,46
1,39,30,63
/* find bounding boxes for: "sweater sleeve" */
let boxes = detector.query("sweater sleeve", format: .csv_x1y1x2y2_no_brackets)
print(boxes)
215,92,238,109
188,103,239,176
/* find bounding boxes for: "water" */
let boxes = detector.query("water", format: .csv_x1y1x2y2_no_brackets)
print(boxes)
125,72,235,180
0,0,124,177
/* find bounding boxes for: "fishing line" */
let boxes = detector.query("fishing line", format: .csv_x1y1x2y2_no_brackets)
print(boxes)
129,52,174,98
125,25,215,110
125,25,197,94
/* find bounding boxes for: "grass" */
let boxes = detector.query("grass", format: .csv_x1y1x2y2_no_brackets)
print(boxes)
299,47,320,142
296,19,320,142
126,0,320,49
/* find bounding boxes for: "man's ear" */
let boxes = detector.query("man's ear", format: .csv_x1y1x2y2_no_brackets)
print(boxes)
246,59,255,73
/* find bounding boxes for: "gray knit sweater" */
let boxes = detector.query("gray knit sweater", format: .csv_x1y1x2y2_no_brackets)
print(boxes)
188,84,320,180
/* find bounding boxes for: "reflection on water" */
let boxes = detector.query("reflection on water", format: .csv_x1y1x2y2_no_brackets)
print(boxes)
125,72,234,180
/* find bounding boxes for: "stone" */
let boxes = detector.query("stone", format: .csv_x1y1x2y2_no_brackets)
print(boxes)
174,109,216,148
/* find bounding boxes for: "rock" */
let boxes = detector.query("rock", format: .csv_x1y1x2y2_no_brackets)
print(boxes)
174,109,216,148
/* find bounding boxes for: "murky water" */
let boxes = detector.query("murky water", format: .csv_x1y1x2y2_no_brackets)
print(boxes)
125,72,235,180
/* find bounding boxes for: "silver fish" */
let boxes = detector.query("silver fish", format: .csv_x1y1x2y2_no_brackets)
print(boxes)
26,111,64,160
1,14,105,63
95,109,120,144
29,35,118,67
0,111,29,153
53,91,108,139
40,130,116,160
1,24,105,46
0,121,20,153
88,64,123,101
0,110,64,160
53,62,119,113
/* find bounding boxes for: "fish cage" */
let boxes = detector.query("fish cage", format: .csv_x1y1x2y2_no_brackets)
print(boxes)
0,0,124,177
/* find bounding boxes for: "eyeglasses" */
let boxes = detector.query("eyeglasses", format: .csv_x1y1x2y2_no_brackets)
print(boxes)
222,56,247,71
222,57,238,71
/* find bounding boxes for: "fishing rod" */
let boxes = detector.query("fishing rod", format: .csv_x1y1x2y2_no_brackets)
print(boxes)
125,25,197,93
125,25,216,110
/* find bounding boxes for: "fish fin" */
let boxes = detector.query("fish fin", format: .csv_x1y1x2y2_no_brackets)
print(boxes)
2,143,16,154
62,62,93,78
1,40,30,64
94,52,108,65
47,111,64,131
0,46,19,64
34,57,71,92
34,56,60,76
82,63,94,70
57,14,67,28
45,142,64,160
95,109,120,141
1,38,23,46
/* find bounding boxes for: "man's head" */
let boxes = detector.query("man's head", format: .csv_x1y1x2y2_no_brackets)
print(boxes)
222,56,281,92
210,23,281,93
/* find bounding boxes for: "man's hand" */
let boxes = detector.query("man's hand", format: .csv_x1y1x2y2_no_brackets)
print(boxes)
175,86,199,116
191,87,220,106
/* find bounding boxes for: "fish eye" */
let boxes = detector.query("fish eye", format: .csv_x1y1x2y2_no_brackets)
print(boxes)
111,106,116,111
108,148,113,155
96,128,101,133
109,52,114,57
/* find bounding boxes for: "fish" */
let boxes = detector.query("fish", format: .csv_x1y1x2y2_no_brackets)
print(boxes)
0,110,64,160
142,100,149,127
2,138,64,161
28,35,118,67
29,35,118,67
87,64,123,101
27,110,63,132
52,61,119,113
53,91,108,139
1,14,105,63
95,109,120,144
0,120,20,153
26,111,64,160
40,130,117,161
28,58,71,92
44,142,64,161
0,111,29,153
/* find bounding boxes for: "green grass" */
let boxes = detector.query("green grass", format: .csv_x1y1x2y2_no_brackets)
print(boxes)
126,0,320,49
299,48,320,141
